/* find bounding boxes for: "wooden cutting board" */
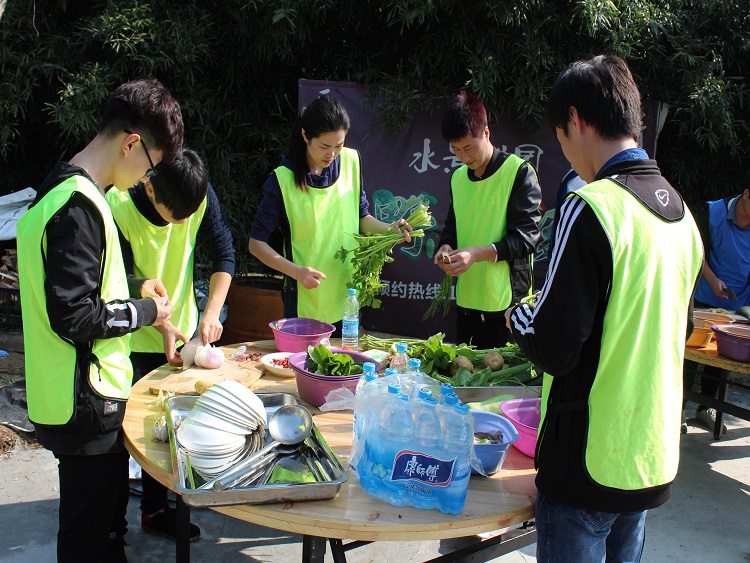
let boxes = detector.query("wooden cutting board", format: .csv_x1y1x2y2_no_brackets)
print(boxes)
147,360,264,395
147,342,276,395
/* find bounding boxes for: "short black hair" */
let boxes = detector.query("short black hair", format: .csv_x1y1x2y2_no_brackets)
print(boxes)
441,91,488,143
546,55,642,141
100,78,184,164
150,148,208,221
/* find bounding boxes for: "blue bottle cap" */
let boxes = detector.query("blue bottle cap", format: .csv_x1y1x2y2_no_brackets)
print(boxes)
422,397,438,406
384,368,398,377
418,387,432,399
398,394,409,401
444,392,459,405
440,383,454,394
348,288,357,295
407,357,421,368
396,342,408,352
455,403,469,415
363,362,376,372
365,372,379,382
387,384,402,394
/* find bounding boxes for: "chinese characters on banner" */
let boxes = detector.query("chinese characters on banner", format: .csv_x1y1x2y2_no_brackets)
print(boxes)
299,79,662,340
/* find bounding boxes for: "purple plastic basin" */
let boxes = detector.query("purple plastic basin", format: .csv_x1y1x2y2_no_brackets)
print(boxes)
289,349,380,408
269,318,335,353
712,324,750,363
499,398,541,458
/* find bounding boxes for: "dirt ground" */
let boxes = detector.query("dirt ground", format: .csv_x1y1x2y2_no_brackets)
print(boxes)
0,349,38,454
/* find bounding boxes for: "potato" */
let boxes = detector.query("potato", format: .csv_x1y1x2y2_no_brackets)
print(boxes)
482,351,504,371
450,356,474,376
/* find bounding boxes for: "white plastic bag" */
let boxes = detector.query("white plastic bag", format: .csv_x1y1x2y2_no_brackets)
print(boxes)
318,387,357,411
0,188,36,240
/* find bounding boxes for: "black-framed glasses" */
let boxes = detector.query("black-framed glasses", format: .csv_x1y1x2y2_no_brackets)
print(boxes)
124,129,158,178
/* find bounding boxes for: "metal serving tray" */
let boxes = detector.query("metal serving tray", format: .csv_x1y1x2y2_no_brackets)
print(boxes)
165,392,347,508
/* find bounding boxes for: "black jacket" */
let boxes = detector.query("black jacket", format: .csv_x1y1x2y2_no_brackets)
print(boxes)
30,162,158,455
510,158,699,513
438,149,542,309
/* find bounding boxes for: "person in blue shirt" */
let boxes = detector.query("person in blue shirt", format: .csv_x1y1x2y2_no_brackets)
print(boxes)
687,186,750,434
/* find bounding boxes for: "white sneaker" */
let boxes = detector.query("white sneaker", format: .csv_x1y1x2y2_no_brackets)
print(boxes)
696,407,727,435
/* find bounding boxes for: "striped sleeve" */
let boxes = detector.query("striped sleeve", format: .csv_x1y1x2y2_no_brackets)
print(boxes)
509,195,612,376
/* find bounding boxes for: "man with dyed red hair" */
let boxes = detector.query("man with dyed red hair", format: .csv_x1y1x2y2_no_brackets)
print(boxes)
434,91,542,348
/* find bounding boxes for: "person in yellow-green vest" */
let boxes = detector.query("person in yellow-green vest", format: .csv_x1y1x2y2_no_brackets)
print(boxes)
507,56,704,562
434,91,542,349
108,148,234,542
248,95,411,334
16,79,182,563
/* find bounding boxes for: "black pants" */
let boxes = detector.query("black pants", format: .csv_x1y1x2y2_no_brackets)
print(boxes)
456,307,513,349
56,449,130,562
130,352,171,514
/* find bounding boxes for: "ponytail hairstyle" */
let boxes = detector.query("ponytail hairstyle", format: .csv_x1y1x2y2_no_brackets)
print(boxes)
286,95,351,190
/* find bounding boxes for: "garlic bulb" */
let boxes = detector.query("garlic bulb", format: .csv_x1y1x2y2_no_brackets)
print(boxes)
152,416,169,442
194,344,225,369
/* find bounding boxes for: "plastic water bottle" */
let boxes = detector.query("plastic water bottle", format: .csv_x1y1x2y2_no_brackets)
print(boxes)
439,383,455,404
390,342,409,372
355,362,377,395
351,362,380,471
442,403,473,513
342,288,360,349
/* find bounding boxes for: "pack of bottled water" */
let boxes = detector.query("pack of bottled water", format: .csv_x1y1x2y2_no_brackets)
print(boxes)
350,351,474,514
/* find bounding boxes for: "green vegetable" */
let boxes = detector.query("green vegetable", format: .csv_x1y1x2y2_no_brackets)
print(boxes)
306,344,364,376
422,272,452,321
335,203,433,309
358,332,535,386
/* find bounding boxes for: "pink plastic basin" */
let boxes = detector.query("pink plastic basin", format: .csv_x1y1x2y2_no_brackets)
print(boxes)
269,318,335,353
499,398,541,458
289,349,380,408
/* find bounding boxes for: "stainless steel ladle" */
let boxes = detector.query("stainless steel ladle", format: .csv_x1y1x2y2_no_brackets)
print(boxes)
208,404,314,492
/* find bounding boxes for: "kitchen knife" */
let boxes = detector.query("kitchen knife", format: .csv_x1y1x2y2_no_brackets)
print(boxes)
723,287,738,301
180,335,204,369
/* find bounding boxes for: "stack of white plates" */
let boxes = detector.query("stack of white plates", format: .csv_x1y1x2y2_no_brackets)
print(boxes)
176,380,268,479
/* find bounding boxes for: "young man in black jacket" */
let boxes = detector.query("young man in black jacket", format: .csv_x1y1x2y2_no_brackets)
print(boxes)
506,56,703,562
434,91,542,348
17,78,183,562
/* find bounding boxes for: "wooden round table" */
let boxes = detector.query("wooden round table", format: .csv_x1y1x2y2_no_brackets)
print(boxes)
123,340,538,562
684,339,750,439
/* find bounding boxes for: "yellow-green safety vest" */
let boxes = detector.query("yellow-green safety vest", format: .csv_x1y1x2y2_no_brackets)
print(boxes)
277,147,360,324
452,154,525,311
17,177,132,425
541,178,703,490
107,188,207,353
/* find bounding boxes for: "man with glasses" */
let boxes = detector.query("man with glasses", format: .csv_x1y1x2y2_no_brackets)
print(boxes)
17,78,183,563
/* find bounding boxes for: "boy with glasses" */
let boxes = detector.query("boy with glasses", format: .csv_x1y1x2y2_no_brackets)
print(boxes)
108,148,235,541
17,78,183,562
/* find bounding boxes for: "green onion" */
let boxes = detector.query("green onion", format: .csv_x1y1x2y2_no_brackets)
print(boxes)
422,272,452,320
335,203,432,309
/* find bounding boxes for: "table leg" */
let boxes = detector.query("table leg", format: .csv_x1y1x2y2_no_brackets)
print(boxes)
715,371,729,440
302,535,327,563
176,495,190,562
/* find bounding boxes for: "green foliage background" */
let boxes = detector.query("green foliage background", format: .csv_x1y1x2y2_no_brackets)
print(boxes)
2,0,748,277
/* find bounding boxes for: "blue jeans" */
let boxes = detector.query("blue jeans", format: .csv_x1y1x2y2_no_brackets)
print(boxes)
536,491,647,563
